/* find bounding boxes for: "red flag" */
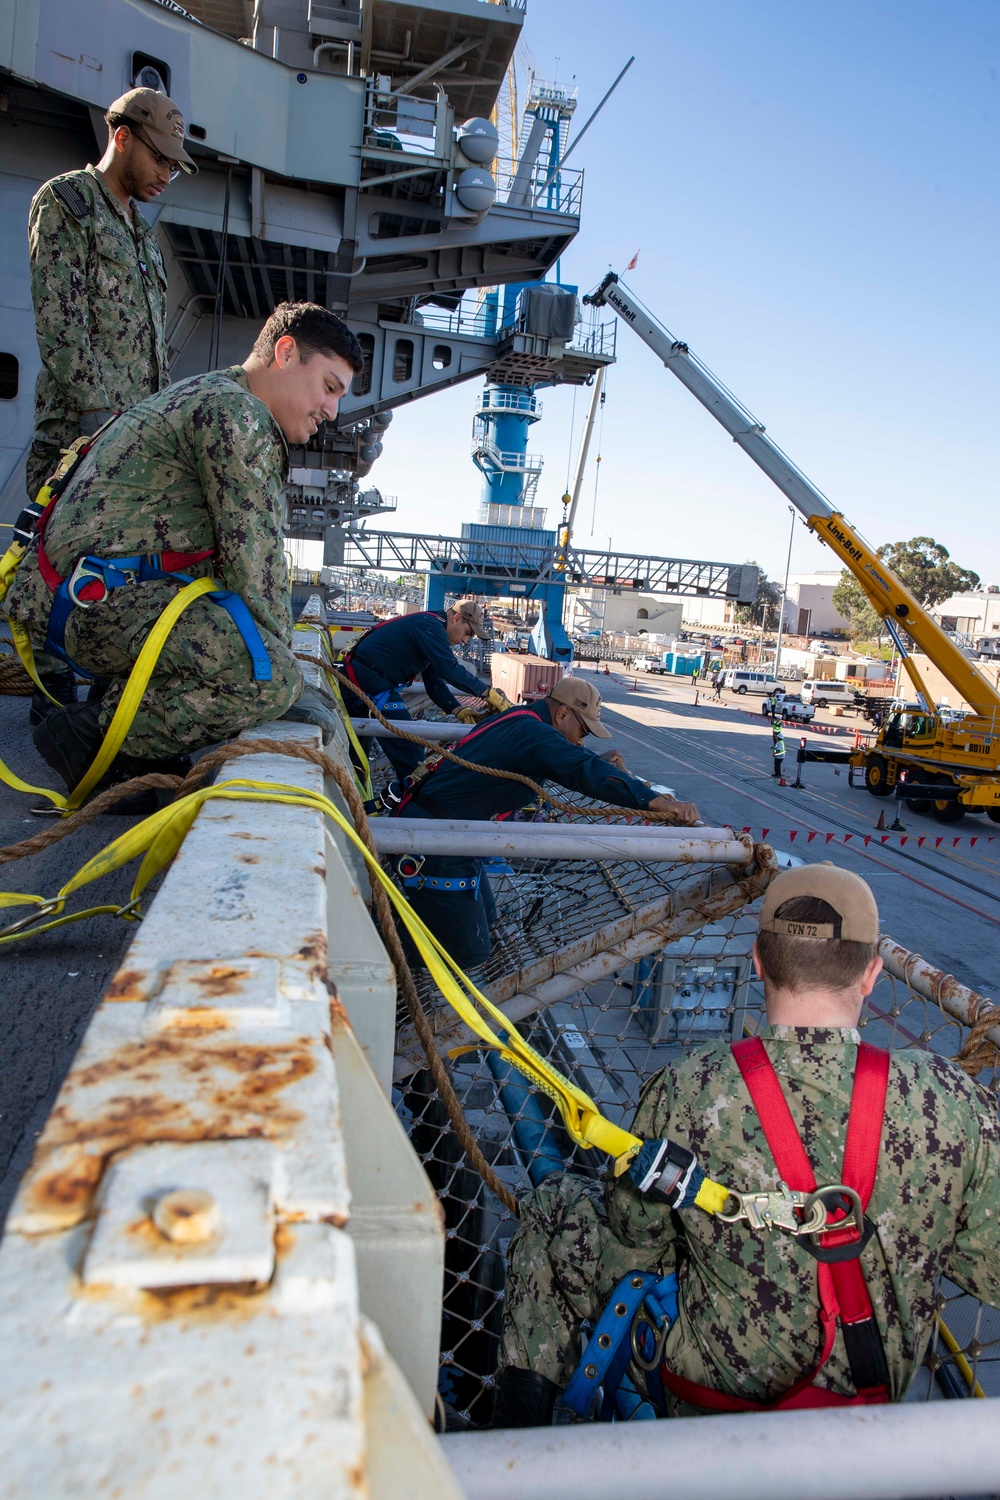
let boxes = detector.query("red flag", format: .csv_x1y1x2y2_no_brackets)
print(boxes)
917,837,925,846
880,835,889,844
625,250,639,271
742,826,751,833
899,837,908,845
789,830,797,841
953,837,961,847
970,837,977,847
863,835,871,846
761,828,769,840
844,834,853,842
935,837,943,847
807,831,818,843
825,833,836,843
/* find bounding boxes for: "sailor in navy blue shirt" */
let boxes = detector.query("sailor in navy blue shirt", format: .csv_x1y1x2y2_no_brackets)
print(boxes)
341,598,502,777
393,676,700,968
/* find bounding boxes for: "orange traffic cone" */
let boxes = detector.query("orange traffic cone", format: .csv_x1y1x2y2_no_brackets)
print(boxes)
779,775,787,786
875,810,886,830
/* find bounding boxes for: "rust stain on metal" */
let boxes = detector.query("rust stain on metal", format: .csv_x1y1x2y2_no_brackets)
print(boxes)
24,1038,317,1227
295,931,328,982
236,855,260,865
105,969,148,1004
274,1222,297,1261
160,1007,232,1032
187,965,255,999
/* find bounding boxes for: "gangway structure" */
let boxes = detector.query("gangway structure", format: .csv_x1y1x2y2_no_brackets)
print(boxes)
585,273,1000,821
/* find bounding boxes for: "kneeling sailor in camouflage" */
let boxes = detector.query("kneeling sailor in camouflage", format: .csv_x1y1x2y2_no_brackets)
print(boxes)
496,864,1000,1425
5,302,363,794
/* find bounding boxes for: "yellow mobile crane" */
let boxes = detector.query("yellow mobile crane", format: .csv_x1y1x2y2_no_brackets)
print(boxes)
585,274,1000,825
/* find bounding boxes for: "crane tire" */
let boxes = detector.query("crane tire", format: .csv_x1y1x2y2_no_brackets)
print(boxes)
930,776,964,824
865,756,892,797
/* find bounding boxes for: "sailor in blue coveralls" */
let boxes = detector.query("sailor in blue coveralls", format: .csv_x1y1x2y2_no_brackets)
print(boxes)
340,598,505,779
393,676,700,968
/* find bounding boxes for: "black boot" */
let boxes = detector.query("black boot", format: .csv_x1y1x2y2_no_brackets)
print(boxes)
28,669,78,727
32,701,169,814
492,1367,559,1429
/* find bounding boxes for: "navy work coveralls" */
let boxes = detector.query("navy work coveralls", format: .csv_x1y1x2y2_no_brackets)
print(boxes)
341,610,491,777
395,700,656,968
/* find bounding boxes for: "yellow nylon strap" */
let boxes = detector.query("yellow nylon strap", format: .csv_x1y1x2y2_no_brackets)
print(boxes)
65,576,221,810
694,1177,731,1215
0,775,644,1169
292,620,373,801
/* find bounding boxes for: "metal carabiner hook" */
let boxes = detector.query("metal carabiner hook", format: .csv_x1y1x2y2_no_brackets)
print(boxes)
630,1306,670,1373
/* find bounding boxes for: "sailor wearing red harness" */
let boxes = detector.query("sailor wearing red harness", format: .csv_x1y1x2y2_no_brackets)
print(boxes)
495,864,1000,1425
392,677,698,969
4,302,363,798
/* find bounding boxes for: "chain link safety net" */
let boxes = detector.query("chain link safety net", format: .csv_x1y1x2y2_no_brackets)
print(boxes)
366,714,999,1424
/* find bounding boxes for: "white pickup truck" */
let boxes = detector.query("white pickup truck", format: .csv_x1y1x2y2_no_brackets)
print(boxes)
634,655,668,674
764,692,816,723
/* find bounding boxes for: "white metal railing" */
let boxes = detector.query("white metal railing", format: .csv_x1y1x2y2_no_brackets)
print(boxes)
479,501,548,530
471,436,544,473
0,615,452,1494
477,389,542,418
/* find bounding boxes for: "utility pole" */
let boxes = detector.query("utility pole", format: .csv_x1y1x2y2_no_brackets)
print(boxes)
773,504,796,676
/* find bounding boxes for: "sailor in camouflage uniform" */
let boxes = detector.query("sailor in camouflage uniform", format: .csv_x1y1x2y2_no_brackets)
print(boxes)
25,87,196,720
27,87,195,500
496,865,1000,1425
5,303,363,791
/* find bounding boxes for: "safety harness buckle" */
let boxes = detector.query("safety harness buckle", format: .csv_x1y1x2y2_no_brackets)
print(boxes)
717,1180,827,1236
66,556,109,608
396,854,425,880
801,1184,874,1262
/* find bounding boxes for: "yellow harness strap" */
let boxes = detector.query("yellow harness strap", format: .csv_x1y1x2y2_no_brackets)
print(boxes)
0,577,223,813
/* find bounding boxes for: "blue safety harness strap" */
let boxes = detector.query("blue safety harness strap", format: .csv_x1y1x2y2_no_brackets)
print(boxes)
44,554,271,682
563,1270,677,1421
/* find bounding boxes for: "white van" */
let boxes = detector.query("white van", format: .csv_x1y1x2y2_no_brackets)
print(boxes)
725,669,785,696
800,679,856,709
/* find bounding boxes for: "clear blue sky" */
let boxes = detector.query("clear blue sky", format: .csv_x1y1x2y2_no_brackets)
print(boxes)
370,0,1000,589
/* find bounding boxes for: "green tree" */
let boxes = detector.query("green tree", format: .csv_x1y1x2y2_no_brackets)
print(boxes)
734,563,782,630
876,537,979,609
833,572,886,643
833,536,980,642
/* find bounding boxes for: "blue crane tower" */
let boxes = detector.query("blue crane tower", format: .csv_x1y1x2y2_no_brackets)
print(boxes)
423,77,584,662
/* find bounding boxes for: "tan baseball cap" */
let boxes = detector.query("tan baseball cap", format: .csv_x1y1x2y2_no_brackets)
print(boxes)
758,864,879,943
452,598,489,640
548,675,612,739
108,88,198,174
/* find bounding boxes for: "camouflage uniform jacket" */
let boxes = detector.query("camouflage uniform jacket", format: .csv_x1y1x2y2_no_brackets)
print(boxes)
606,1025,1000,1407
5,367,293,647
28,164,169,494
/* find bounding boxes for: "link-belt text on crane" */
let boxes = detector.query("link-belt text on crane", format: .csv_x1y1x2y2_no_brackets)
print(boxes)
824,518,863,563
606,288,637,322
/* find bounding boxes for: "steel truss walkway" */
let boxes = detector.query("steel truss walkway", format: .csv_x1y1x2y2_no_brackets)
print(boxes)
342,530,759,601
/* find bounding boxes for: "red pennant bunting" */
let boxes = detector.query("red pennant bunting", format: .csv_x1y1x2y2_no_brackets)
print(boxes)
970,837,977,847
844,834,853,842
863,835,871,845
880,835,889,843
789,830,797,841
742,827,751,833
761,828,769,839
826,832,836,843
807,831,818,842
953,837,961,847
935,837,943,847
917,837,925,846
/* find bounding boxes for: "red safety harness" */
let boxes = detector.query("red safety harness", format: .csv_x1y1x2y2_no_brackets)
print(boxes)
660,1037,891,1411
393,706,543,815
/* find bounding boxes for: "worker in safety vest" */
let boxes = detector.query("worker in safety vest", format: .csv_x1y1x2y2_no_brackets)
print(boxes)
495,864,1000,1425
340,601,505,782
25,87,197,724
392,676,699,969
771,721,786,778
4,302,363,800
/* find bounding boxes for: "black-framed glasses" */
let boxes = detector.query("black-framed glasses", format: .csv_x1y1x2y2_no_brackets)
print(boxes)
132,128,181,181
570,707,592,738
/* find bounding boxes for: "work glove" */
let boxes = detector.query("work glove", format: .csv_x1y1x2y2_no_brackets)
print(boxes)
627,1139,705,1210
486,687,513,714
79,409,112,437
455,706,481,725
284,686,342,739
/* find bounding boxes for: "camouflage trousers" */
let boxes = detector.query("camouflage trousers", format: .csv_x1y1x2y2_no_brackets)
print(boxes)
500,1175,674,1388
62,578,302,759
